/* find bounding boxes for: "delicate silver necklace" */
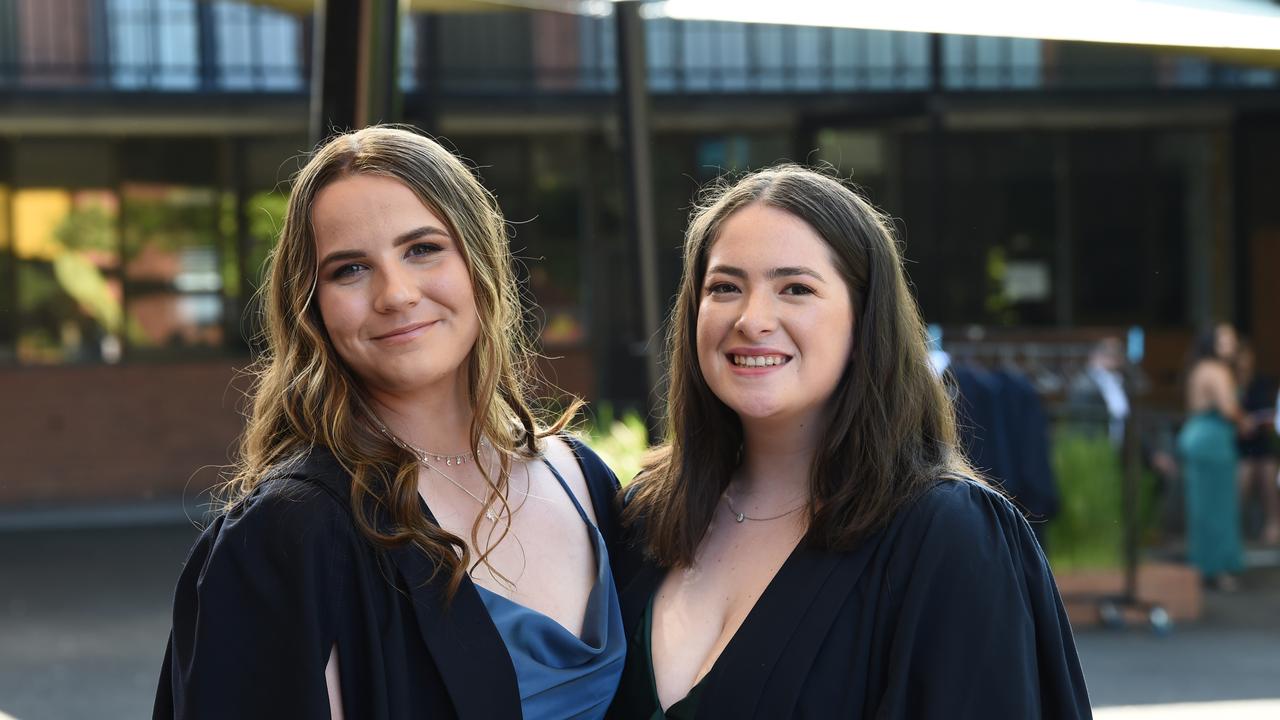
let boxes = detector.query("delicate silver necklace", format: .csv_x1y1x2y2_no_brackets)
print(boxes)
422,458,500,523
371,417,497,521
723,492,806,523
370,415,480,466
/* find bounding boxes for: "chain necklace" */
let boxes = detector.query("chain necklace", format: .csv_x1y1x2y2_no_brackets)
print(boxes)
371,417,498,521
421,458,500,522
723,492,806,523
370,415,479,466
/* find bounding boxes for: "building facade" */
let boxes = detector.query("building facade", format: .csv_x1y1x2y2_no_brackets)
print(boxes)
2,0,1278,508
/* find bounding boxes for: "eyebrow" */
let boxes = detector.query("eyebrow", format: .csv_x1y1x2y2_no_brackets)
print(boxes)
318,226,451,268
705,264,827,282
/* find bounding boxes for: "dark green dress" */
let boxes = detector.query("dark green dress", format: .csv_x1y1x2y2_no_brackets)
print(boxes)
611,595,705,719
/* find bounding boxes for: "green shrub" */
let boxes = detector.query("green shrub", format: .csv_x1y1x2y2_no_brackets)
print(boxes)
583,404,651,486
1047,429,1125,571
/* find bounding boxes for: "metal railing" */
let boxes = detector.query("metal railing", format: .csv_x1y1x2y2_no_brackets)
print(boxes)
1,1,1275,96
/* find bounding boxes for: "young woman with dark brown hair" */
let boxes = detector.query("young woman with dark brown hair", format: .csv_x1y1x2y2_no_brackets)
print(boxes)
610,165,1090,719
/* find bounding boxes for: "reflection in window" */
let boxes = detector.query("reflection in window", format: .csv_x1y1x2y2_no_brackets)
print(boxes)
122,183,224,354
0,184,12,362
14,188,123,364
245,190,287,287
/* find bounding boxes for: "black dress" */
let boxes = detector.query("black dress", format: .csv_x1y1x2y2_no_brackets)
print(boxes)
154,438,632,719
609,479,1092,719
1239,375,1278,459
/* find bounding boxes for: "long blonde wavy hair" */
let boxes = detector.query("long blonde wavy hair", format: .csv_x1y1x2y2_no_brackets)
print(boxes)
222,125,573,594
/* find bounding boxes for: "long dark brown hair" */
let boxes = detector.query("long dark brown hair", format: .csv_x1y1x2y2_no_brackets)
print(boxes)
221,125,573,595
624,164,975,567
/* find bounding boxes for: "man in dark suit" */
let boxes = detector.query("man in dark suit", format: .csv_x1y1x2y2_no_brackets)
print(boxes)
1067,337,1131,447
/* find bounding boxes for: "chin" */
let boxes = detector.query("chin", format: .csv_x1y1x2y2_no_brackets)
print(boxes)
722,396,790,422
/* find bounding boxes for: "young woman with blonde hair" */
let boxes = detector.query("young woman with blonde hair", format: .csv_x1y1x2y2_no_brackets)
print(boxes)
156,126,628,719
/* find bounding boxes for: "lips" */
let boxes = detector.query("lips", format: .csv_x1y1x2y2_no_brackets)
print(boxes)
373,320,437,341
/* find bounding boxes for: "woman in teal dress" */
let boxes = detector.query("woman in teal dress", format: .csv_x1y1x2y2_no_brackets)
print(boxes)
1178,324,1252,590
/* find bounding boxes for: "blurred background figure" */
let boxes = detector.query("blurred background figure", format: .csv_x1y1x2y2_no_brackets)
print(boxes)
1235,339,1280,545
1177,323,1249,590
1068,336,1131,448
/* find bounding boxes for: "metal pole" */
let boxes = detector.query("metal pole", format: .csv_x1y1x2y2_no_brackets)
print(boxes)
415,12,442,136
614,1,664,434
1122,401,1142,605
1053,134,1075,326
310,0,359,143
310,0,402,145
360,0,401,128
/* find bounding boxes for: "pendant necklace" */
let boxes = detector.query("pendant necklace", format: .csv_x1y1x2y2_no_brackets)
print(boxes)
723,492,806,523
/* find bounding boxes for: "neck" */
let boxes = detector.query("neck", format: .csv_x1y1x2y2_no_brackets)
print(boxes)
367,380,476,455
733,414,823,506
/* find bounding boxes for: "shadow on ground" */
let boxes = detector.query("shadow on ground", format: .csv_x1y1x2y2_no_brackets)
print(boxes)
1,525,1278,718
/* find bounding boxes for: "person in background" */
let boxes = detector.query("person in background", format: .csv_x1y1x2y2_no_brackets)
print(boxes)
1235,340,1280,545
1068,337,1131,448
611,165,1090,719
155,126,629,719
1178,323,1251,591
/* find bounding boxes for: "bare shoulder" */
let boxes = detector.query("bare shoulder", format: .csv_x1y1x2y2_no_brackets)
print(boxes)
536,434,596,520
1191,359,1232,386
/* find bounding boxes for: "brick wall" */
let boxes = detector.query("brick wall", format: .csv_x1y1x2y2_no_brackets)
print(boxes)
0,362,248,506
0,351,597,508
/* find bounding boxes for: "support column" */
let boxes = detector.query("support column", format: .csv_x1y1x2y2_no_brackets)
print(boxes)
1053,134,1075,326
310,0,402,145
614,0,663,431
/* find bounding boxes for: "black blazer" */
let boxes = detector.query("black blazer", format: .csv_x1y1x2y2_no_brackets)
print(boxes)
154,437,629,719
611,479,1092,719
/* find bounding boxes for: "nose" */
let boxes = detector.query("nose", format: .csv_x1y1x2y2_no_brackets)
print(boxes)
373,265,420,313
734,288,777,338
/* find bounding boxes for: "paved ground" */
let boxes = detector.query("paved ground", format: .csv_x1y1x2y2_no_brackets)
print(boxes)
1075,564,1280,715
1,523,1277,719
0,524,202,720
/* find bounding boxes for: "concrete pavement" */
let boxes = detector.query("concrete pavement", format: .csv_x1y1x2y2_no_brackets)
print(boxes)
1,523,1277,719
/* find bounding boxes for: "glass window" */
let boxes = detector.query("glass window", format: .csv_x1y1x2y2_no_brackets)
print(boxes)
121,183,224,355
0,181,14,362
1,136,318,365
108,0,200,90
14,188,123,364
243,189,286,289
212,0,305,91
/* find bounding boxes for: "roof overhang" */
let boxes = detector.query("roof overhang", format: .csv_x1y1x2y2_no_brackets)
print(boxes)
233,0,1280,67
649,0,1280,63
232,0,592,14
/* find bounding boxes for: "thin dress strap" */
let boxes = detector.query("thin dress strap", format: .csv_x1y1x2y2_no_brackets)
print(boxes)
540,453,596,531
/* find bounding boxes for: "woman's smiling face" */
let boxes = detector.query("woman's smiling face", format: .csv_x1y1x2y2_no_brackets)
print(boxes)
695,202,855,427
312,173,479,399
